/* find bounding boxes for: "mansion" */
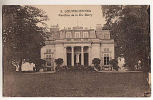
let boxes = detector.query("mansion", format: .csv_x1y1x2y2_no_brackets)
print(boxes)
41,24,114,67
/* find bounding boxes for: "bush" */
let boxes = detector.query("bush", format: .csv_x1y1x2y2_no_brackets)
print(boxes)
92,58,101,71
109,59,119,71
87,66,94,71
33,59,46,72
55,58,64,71
55,58,63,66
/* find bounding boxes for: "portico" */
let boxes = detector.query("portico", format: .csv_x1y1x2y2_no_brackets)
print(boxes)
65,45,90,66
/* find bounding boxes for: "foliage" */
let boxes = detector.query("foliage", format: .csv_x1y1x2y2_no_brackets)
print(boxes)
34,59,46,71
40,59,46,65
102,5,150,70
34,59,46,67
109,59,119,71
102,5,122,29
92,58,101,71
109,59,118,66
92,58,101,66
55,58,64,72
2,5,49,70
55,58,64,66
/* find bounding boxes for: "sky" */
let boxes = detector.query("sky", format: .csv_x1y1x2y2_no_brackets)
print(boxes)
35,5,106,29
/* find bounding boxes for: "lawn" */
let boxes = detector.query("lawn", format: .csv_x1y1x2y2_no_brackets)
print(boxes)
3,71,150,97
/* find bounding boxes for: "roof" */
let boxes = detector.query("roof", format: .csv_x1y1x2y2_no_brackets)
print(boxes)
46,26,111,40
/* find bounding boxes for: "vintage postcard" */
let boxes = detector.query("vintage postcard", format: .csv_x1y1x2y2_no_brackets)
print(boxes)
2,5,151,97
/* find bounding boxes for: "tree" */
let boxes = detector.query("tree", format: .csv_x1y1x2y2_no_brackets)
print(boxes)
102,5,150,70
2,5,49,71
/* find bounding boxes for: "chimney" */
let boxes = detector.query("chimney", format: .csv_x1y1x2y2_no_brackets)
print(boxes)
96,24,102,31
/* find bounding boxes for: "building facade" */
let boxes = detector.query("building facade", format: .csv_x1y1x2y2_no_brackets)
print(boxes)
41,24,114,68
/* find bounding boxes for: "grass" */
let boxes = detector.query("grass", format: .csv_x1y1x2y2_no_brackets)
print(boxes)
3,71,150,97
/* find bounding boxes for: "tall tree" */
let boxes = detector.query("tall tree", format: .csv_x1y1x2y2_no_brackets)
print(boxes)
102,5,150,70
2,5,49,71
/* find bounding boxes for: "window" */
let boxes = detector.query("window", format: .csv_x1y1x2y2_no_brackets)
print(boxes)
47,61,51,66
46,55,51,60
66,32,72,38
46,49,52,53
83,32,89,38
46,54,52,66
104,53,110,65
46,49,49,53
49,49,51,53
104,48,109,52
74,32,81,38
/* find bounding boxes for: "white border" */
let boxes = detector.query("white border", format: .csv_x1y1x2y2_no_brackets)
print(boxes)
1,0,152,5
0,0,153,100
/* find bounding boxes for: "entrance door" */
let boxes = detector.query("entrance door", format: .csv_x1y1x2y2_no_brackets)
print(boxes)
67,53,71,66
74,54,76,65
84,53,88,66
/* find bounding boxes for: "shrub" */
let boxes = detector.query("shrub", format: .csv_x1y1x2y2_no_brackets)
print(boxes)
109,59,119,71
55,58,63,66
55,58,64,71
92,58,101,71
87,66,94,71
34,59,46,72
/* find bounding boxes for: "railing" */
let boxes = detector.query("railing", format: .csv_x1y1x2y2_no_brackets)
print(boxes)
66,38,88,41
74,38,81,41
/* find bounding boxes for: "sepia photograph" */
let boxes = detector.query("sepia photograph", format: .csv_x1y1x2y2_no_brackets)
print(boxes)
2,5,151,97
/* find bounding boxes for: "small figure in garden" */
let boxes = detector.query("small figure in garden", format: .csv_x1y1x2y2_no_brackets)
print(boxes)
76,53,80,64
118,55,126,71
134,60,143,71
137,60,142,70
134,64,138,70
11,59,20,72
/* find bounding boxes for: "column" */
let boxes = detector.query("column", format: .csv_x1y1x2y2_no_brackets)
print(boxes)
88,46,91,65
71,46,74,66
81,46,84,65
64,47,67,66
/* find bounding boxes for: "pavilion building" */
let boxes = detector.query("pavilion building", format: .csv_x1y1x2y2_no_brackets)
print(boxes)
41,24,114,68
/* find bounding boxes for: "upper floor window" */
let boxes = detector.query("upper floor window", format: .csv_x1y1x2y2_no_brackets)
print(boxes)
104,48,109,52
66,32,72,38
83,32,89,38
46,49,52,53
46,49,54,53
74,32,81,38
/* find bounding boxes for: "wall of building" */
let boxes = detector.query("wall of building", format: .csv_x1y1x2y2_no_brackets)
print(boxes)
41,45,55,59
91,43,101,62
55,44,68,66
55,44,64,59
41,42,114,67
41,47,46,59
